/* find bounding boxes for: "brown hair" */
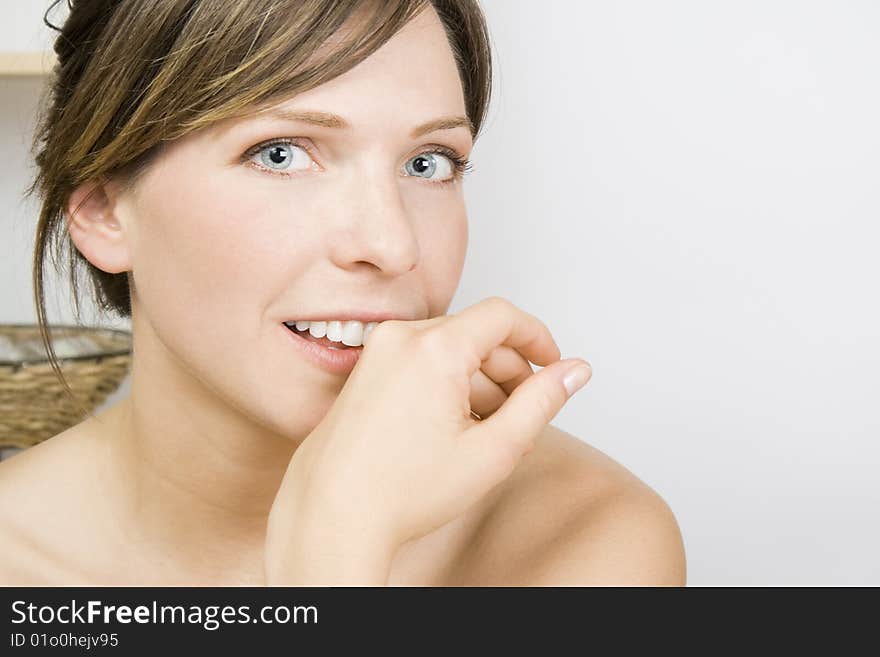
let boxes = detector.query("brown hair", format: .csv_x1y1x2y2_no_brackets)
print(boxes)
24,0,493,416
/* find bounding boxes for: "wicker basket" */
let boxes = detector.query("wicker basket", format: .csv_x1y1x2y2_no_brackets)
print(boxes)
0,324,132,449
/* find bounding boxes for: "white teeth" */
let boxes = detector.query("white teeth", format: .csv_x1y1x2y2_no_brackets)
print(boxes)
285,319,380,347
341,320,364,346
326,320,343,342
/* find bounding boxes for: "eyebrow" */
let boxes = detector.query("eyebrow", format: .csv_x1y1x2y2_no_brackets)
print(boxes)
255,108,473,139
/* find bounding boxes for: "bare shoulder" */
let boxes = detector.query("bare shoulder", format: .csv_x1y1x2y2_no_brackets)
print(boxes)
0,427,102,584
449,424,687,586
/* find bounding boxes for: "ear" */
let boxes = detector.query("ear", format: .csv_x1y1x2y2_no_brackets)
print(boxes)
65,178,132,274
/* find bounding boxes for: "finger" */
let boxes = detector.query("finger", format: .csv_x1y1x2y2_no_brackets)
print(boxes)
468,368,508,419
460,359,592,471
479,344,534,396
469,345,535,419
441,296,561,372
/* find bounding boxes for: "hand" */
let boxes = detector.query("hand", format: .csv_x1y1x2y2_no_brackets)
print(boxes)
264,296,592,583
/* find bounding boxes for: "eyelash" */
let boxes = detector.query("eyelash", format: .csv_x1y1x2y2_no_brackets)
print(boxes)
242,138,474,186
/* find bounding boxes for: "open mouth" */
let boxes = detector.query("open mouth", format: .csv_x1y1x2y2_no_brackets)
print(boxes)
283,323,362,350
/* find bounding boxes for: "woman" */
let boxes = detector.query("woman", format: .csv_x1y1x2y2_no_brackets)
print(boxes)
0,0,685,585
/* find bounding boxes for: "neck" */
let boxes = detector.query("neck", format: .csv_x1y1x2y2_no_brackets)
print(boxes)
93,380,299,584
89,305,345,584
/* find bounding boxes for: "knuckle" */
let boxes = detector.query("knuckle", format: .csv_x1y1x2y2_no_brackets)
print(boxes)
485,295,513,311
416,329,473,378
415,327,459,361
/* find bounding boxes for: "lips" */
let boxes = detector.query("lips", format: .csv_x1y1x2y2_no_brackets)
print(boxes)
279,322,362,375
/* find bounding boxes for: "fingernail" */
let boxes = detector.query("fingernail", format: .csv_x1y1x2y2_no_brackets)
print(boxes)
562,362,592,397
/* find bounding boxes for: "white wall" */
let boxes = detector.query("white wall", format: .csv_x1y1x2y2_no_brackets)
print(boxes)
2,1,878,585
0,0,58,51
468,0,880,585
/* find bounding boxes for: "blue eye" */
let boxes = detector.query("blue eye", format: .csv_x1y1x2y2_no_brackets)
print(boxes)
247,141,314,173
243,138,474,186
405,153,452,182
402,147,475,185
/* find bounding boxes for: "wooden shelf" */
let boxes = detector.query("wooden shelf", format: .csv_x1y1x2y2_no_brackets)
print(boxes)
0,51,56,76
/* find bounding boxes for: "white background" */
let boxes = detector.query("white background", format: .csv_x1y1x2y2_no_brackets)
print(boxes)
1,1,878,585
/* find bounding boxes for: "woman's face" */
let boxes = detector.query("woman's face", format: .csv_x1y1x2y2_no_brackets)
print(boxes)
101,7,472,439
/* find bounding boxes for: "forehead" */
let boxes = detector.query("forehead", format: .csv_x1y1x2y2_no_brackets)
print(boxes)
240,6,466,128
315,3,460,85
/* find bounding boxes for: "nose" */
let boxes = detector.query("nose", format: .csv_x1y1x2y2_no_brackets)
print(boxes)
327,170,420,277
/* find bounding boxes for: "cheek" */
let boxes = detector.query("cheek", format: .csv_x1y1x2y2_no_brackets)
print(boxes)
414,202,468,312
133,171,297,311
127,170,331,432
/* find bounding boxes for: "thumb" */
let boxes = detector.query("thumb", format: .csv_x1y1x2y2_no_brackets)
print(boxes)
461,358,592,469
